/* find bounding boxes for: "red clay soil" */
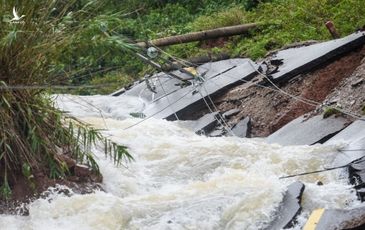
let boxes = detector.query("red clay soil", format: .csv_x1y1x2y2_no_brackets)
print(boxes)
215,46,365,137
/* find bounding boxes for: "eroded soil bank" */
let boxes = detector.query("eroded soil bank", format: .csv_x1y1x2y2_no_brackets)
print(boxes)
0,156,102,215
215,46,365,137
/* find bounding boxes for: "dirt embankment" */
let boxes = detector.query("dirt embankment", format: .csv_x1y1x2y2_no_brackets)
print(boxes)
215,46,365,137
0,157,102,215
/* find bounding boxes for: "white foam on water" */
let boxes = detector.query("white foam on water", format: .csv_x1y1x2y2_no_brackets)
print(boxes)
0,95,360,229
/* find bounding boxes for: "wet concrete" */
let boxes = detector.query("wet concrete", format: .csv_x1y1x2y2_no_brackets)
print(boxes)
182,112,220,135
326,118,365,201
266,115,349,146
268,32,365,83
265,182,305,229
231,117,251,138
143,59,258,120
304,206,365,230
327,118,365,165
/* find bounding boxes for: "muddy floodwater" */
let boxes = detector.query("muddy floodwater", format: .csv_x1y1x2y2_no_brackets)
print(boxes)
0,94,361,230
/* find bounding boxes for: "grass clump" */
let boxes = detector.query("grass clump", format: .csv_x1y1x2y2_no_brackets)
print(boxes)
0,0,133,200
323,107,341,118
189,7,247,31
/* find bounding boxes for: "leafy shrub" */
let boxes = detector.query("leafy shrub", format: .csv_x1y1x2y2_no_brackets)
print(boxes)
323,107,341,118
0,0,133,199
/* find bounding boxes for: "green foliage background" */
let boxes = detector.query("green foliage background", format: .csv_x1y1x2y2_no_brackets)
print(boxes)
0,0,133,199
43,0,365,95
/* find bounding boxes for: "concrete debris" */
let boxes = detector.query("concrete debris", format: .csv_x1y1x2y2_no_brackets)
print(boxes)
230,117,251,138
326,118,365,201
222,108,240,119
327,118,365,165
208,127,226,137
266,115,349,145
267,32,365,83
115,59,258,120
182,112,220,135
265,182,305,230
304,207,365,230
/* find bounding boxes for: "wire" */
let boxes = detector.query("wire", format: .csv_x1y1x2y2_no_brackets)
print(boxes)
246,61,365,121
157,76,180,120
122,86,197,131
0,83,121,90
200,83,236,136
156,47,365,121
339,149,365,152
279,155,365,179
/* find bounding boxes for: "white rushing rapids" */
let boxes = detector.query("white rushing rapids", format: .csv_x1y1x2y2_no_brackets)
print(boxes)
0,94,361,230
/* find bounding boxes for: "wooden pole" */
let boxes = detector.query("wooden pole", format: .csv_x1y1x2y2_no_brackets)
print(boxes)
136,23,258,48
325,21,340,39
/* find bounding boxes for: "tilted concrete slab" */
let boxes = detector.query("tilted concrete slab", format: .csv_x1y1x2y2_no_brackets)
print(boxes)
304,206,365,230
326,118,365,201
265,182,305,230
270,32,365,83
111,59,257,120
230,117,251,138
327,119,365,166
266,115,349,146
180,112,220,135
142,59,258,120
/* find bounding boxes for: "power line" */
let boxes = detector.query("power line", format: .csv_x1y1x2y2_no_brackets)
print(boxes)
246,61,365,121
157,76,180,120
279,155,365,179
0,83,121,90
122,86,197,131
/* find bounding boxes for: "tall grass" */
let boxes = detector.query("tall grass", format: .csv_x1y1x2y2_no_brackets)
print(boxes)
0,0,133,199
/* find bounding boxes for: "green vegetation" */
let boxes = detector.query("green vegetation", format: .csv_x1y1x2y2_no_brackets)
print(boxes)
49,0,365,94
323,107,341,118
0,0,133,199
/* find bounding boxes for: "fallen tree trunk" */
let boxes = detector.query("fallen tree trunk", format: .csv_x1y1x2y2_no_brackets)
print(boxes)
136,23,258,48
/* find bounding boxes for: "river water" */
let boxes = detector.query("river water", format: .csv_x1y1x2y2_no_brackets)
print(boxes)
0,94,361,230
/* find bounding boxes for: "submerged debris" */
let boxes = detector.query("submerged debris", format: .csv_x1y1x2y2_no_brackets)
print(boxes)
265,182,305,230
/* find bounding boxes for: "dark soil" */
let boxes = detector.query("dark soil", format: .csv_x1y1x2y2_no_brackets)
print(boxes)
214,46,365,137
0,155,103,215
